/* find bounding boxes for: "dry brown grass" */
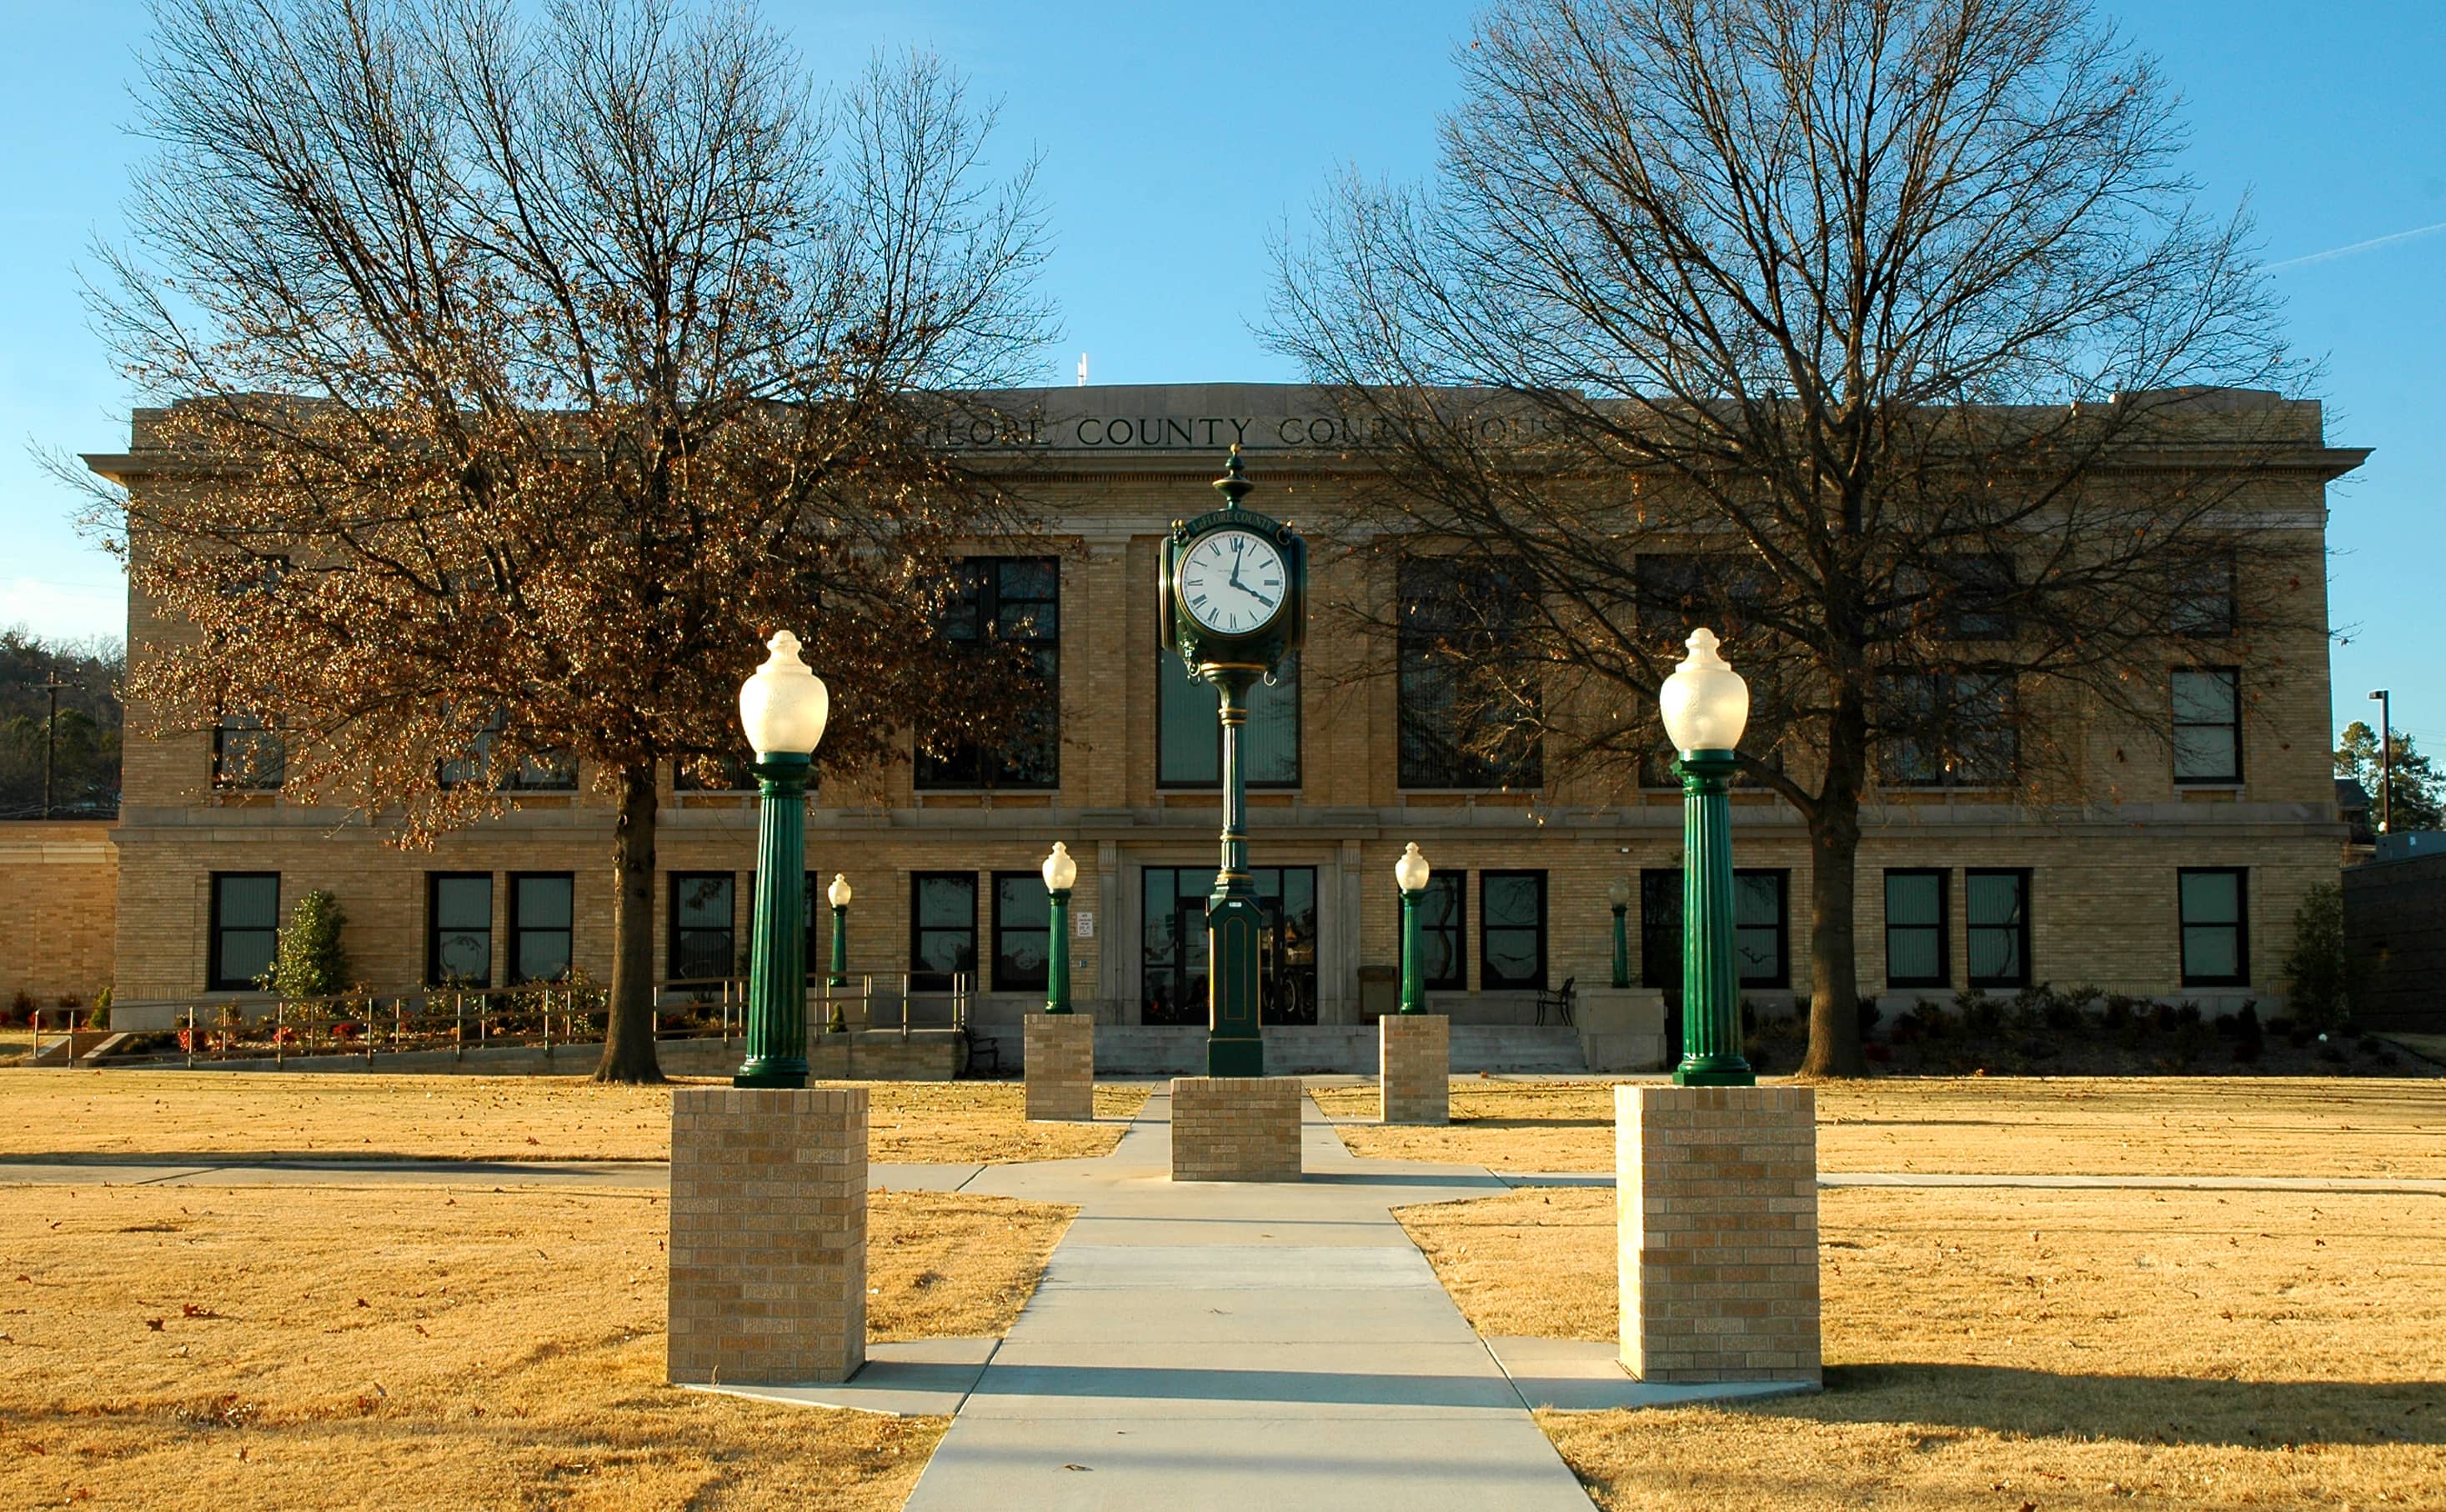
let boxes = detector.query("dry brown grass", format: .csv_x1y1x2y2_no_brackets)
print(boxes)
0,1072,1151,1164
0,1180,1071,1510
1398,1184,2446,1509
1315,1076,2446,1178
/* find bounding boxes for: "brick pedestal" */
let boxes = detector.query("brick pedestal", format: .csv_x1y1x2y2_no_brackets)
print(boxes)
667,1086,867,1386
1170,1076,1302,1181
1378,1014,1449,1124
1616,1084,1820,1384
1025,1015,1095,1122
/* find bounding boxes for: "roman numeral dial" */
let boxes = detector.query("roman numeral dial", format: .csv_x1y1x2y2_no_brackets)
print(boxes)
1177,528,1289,637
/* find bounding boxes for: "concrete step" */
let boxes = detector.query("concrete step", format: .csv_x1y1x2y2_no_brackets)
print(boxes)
992,1023,1594,1077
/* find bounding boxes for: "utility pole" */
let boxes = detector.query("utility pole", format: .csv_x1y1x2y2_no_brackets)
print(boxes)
38,673,72,821
2369,688,2393,836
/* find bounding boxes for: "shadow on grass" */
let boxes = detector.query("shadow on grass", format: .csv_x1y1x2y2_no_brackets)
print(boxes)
1759,1363,2446,1448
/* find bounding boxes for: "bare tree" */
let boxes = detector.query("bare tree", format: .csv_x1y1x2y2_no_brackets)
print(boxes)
78,0,1055,1080
1272,0,2316,1075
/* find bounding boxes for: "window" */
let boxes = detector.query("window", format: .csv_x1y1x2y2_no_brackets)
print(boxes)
1966,869,2031,989
1254,867,1319,1024
1734,870,1790,988
439,709,575,791
2178,869,2248,986
1883,869,1948,989
510,873,574,984
1635,553,1765,637
1480,871,1548,989
1140,868,1210,1025
1158,648,1300,787
212,715,286,790
667,873,735,981
1411,873,1467,991
2172,668,2242,784
2171,554,2236,637
428,873,493,986
1639,869,1681,991
1893,556,2016,640
675,753,755,792
992,873,1050,992
910,872,977,989
918,558,1059,789
208,873,280,990
1881,673,2017,787
1398,558,1542,789
804,871,825,981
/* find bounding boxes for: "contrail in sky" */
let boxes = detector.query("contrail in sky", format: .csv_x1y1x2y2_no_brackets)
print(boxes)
2267,218,2446,272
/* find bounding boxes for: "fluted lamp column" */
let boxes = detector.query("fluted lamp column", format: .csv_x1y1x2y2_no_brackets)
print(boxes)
735,632,830,1088
1394,843,1431,1014
1042,842,1077,1014
825,873,853,1031
1659,627,1755,1087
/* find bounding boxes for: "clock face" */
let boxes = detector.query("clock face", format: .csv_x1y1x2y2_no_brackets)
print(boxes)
1177,528,1288,637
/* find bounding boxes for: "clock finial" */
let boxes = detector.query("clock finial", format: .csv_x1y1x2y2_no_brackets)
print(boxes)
1214,444,1253,508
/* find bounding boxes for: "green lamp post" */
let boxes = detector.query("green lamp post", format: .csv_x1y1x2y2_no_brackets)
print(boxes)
824,872,852,1031
1608,876,1632,990
1660,627,1755,1088
1395,843,1431,1014
1041,842,1077,1014
734,631,830,1089
1159,447,1308,1077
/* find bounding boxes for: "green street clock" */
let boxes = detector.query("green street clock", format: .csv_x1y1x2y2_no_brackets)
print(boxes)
1159,447,1307,1076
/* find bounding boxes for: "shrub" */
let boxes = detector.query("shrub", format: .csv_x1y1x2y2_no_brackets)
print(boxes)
260,890,352,1003
4,989,33,1026
2231,1004,2263,1064
1955,989,2004,1037
2282,884,2361,1032
1857,998,1882,1041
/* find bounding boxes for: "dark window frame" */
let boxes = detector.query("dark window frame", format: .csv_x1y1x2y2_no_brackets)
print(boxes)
665,871,737,983
1397,557,1544,791
674,753,757,793
1880,671,2020,789
1409,872,1467,992
208,871,280,992
2171,554,2238,638
991,871,1052,993
908,870,980,989
1733,869,1792,989
2172,666,2243,784
426,871,494,988
211,715,286,791
1157,647,1302,789
917,558,1060,791
2178,867,2250,987
509,872,575,984
1966,868,2032,989
1478,869,1549,990
1882,868,1950,989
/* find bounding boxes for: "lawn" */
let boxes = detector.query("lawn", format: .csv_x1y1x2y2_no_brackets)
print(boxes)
1400,1184,2446,1509
0,1181,1071,1511
0,1071,1152,1164
1313,1076,2446,1179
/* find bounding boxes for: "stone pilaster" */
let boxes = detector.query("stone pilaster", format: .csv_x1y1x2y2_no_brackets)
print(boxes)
1616,1084,1820,1384
1170,1076,1302,1182
1378,1014,1449,1124
1025,1014,1096,1122
667,1086,867,1386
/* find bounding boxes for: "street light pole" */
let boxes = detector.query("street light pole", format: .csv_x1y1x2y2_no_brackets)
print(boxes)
1394,843,1430,1014
734,632,830,1089
2370,688,2393,835
1608,876,1632,990
1042,843,1077,1014
1660,628,1755,1088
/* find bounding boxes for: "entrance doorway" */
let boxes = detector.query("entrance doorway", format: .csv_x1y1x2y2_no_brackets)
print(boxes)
1141,866,1319,1025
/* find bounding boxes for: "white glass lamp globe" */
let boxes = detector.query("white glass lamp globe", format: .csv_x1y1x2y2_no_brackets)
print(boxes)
1042,841,1078,893
738,630,830,758
1608,877,1632,909
1393,842,1431,894
1658,627,1749,753
827,874,853,910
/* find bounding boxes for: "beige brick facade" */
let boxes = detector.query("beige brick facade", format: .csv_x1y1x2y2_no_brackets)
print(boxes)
0,822,115,1011
78,385,2363,1035
666,1085,866,1386
1170,1076,1303,1181
1024,1014,1095,1120
1378,1014,1449,1124
1616,1084,1821,1384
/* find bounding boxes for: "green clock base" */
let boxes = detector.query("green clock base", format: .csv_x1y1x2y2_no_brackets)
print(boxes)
1205,887,1266,1078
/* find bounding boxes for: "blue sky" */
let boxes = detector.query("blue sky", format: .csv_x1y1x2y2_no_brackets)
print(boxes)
2,0,2436,749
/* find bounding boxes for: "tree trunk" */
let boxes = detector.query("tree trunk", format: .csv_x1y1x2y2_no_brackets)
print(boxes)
594,760,666,1084
1800,695,1871,1079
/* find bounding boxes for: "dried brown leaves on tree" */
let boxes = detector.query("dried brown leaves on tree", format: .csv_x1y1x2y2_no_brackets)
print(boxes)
1272,0,2316,1074
76,0,1057,1079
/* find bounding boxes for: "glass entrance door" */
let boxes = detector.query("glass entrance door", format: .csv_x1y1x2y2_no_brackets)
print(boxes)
1141,866,1319,1026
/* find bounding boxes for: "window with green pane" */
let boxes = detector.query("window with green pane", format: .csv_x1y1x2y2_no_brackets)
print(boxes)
1733,871,1789,987
1882,869,1947,988
1480,871,1547,989
993,873,1050,991
511,873,574,983
1158,648,1299,787
909,872,977,989
1966,869,2030,987
208,873,279,990
2178,869,2248,986
428,873,492,986
1410,873,1466,990
667,873,734,981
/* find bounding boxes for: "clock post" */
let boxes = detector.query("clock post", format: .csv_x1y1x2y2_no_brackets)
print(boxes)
1160,448,1306,1079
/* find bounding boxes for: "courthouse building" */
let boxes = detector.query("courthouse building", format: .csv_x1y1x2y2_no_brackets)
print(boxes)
80,384,2364,1064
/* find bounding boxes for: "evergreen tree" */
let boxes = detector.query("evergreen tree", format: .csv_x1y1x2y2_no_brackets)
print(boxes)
2335,721,2444,834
